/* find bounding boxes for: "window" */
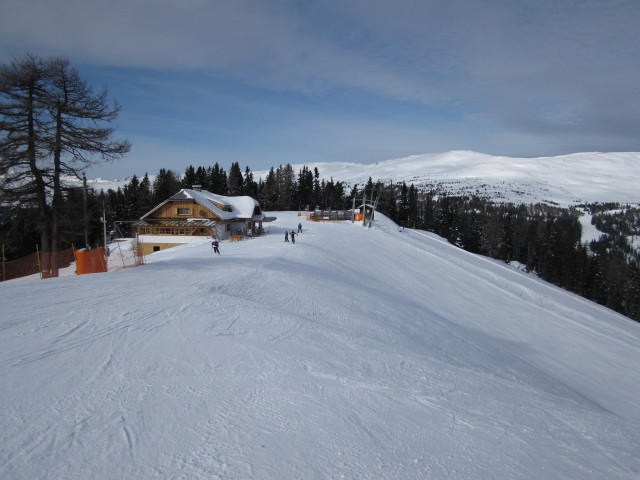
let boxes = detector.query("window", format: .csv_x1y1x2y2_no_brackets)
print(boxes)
177,208,191,216
153,246,160,252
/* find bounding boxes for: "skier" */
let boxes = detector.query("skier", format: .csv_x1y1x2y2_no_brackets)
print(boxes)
298,222,302,233
212,236,220,255
291,230,296,243
284,231,289,242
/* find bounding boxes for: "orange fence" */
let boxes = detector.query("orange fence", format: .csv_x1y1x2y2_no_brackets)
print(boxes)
74,247,107,275
1,242,146,281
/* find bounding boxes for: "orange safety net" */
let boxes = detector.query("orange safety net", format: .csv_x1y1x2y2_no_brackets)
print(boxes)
74,247,107,275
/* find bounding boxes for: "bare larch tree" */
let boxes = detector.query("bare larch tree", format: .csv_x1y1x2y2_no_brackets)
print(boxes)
0,54,131,275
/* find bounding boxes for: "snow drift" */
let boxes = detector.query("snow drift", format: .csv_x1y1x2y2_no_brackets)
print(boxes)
1,212,639,479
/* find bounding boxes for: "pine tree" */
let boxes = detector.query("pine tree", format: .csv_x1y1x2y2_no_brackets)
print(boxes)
139,173,153,214
275,164,295,210
152,168,180,204
311,168,322,210
123,175,140,220
296,166,314,210
243,166,258,198
259,168,278,210
227,162,243,196
397,182,409,226
210,163,227,194
194,166,208,190
182,165,196,188
407,184,419,228
500,211,514,262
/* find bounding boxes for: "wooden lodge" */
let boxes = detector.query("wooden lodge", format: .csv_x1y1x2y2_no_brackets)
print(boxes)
134,186,273,255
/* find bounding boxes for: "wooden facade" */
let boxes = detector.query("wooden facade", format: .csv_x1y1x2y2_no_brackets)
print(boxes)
147,200,221,220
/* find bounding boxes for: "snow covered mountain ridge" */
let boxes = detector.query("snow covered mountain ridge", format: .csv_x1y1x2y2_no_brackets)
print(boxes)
86,151,640,207
254,151,640,207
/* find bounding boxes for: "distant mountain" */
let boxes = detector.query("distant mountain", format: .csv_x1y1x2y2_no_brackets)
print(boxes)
254,151,640,207
83,151,640,207
83,176,143,192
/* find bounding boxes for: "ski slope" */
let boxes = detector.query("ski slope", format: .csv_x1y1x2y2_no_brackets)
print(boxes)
1,212,639,479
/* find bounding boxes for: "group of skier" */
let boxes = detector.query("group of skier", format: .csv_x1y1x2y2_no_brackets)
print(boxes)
212,222,303,254
284,223,303,243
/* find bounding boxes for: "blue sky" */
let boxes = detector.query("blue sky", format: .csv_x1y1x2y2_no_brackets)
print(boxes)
2,0,640,179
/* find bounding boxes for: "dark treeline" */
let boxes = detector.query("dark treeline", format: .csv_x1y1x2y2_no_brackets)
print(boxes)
98,163,355,230
1,185,106,260
184,162,351,212
0,163,354,256
2,162,639,321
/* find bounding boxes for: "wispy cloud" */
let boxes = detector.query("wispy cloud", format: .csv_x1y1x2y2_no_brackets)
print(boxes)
2,0,640,177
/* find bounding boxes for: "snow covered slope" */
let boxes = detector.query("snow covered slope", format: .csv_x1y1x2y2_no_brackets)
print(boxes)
2,212,639,479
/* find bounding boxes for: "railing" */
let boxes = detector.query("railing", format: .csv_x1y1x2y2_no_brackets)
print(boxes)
308,210,355,221
1,246,75,281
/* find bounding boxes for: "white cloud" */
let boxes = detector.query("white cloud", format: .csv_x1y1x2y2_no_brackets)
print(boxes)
3,0,640,163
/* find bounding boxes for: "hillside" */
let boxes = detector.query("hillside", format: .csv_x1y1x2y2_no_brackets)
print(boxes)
2,212,639,478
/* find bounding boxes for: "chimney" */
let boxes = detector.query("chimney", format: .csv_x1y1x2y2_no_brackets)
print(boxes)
192,185,202,192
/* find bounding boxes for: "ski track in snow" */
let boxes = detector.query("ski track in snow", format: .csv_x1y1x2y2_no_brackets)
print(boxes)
1,212,640,479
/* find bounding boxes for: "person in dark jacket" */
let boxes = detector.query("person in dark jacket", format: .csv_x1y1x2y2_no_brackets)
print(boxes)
291,230,296,243
298,222,302,233
284,231,289,242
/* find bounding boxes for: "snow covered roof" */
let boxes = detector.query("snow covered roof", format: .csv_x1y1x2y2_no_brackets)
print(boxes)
141,189,263,221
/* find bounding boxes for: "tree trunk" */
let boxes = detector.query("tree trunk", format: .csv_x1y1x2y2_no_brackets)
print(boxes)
26,81,52,276
50,108,64,277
